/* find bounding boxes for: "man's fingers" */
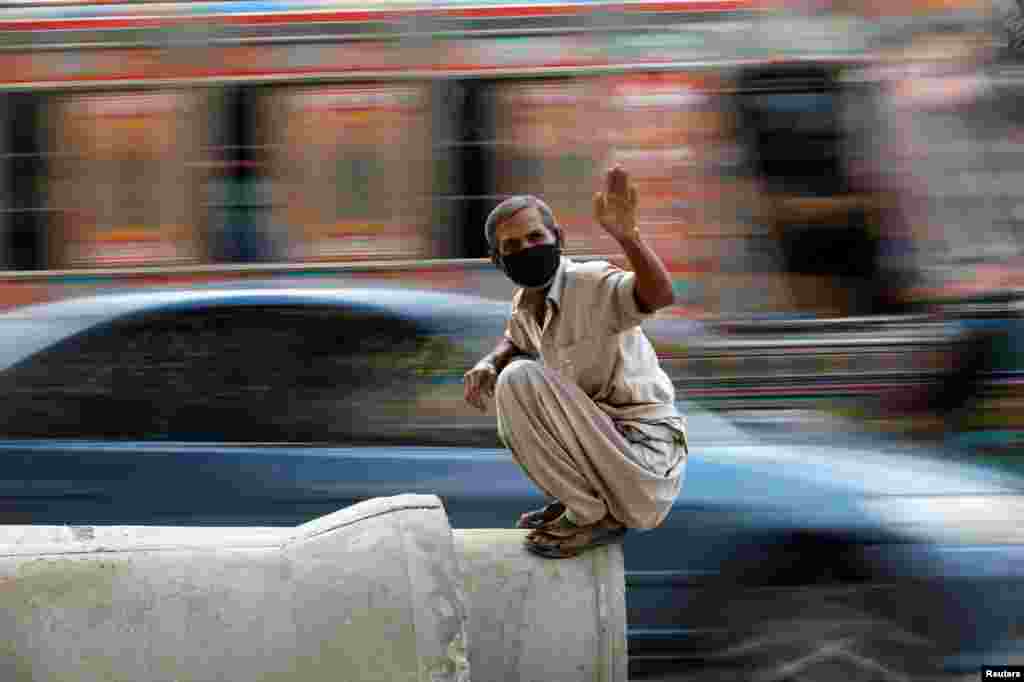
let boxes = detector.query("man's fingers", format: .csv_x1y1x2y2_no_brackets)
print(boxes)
479,373,495,398
463,369,494,411
607,165,628,195
464,373,479,402
603,167,634,207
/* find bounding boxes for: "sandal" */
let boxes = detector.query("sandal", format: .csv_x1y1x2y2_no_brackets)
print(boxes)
524,515,628,559
516,501,566,530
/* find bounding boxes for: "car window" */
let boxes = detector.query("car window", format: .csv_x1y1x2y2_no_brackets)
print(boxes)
0,304,437,443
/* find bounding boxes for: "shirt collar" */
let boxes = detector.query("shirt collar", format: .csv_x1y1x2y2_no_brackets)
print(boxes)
545,256,569,309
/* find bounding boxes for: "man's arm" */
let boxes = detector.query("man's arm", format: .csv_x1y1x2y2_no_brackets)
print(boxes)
614,229,675,313
594,165,676,313
464,336,527,411
480,336,527,373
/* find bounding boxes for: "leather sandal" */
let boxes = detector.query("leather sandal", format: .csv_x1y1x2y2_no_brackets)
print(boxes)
516,501,566,530
524,514,628,559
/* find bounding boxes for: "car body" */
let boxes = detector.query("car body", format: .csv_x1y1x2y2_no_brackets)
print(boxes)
2,285,1023,680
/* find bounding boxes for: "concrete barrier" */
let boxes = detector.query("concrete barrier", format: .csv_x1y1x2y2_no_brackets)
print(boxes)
0,496,628,682
454,529,626,682
0,494,470,682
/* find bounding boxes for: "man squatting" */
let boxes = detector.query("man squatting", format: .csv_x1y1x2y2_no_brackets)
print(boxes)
463,165,689,559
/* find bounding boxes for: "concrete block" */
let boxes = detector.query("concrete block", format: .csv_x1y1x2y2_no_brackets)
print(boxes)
0,494,470,682
453,529,627,682
0,498,628,682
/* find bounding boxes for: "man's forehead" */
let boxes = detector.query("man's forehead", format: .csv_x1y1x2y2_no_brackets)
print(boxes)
495,206,544,241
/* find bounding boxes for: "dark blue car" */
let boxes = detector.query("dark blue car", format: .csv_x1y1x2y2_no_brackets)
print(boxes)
1,285,1022,680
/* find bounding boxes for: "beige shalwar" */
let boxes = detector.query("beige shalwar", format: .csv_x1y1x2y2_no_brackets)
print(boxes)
494,256,687,530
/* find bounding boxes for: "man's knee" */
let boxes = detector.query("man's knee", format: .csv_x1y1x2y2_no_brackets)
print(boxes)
630,505,672,531
495,360,549,420
631,516,664,532
496,358,544,395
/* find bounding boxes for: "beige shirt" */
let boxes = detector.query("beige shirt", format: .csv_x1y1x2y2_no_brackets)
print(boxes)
503,256,683,428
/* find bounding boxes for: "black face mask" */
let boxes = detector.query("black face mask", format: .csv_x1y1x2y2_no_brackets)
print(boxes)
501,243,561,289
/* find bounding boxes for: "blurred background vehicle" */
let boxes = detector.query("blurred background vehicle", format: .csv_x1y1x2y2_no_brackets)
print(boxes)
0,0,1017,454
1,1,1024,679
0,285,508,451
2,284,1024,680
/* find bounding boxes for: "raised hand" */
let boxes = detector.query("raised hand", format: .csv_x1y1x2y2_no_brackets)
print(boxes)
593,165,640,242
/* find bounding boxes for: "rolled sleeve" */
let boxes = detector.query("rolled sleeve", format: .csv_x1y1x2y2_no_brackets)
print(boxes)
602,267,655,333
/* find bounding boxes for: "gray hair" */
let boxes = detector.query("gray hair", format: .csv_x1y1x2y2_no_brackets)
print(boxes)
484,195,560,260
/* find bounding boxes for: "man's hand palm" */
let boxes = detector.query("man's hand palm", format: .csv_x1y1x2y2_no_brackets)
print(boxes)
594,187,638,237
594,165,639,239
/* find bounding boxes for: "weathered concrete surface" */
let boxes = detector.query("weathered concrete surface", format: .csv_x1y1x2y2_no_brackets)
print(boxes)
453,529,627,682
0,494,470,682
0,502,628,682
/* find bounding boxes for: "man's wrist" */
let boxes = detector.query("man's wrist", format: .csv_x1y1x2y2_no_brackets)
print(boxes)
615,224,642,246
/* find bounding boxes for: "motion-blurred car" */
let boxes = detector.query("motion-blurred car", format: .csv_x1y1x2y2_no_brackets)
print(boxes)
2,285,1022,680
